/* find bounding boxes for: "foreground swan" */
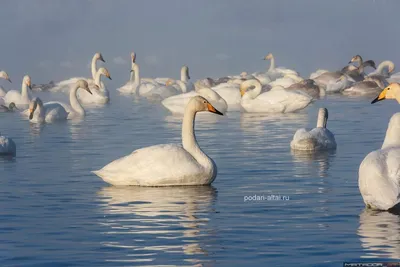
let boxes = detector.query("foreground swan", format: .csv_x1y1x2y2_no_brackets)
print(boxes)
3,75,32,109
240,79,312,113
0,133,16,156
93,96,223,186
45,80,94,119
290,108,336,151
0,71,12,97
24,97,68,123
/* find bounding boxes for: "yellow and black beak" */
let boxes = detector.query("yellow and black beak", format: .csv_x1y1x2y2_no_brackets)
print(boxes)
29,108,34,120
207,103,223,115
371,88,388,104
7,78,11,83
99,55,105,63
108,75,112,80
86,88,93,95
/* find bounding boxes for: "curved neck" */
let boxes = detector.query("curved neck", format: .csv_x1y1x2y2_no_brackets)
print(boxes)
382,123,400,149
91,56,98,80
94,70,104,90
377,61,394,75
181,68,188,82
70,86,85,115
21,82,29,103
182,106,211,167
357,63,364,75
268,55,275,72
355,57,363,67
176,80,187,93
244,81,262,99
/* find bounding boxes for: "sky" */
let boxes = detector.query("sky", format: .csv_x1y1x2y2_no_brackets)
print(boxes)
0,0,398,86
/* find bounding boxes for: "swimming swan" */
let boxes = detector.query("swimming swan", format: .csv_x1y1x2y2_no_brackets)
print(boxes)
93,96,223,186
290,108,336,151
0,133,16,156
117,52,137,92
240,79,312,113
3,75,32,109
44,80,94,119
24,97,68,123
0,71,12,97
77,67,111,104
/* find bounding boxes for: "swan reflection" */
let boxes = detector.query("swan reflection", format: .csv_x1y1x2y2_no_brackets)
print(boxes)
97,186,217,264
291,149,336,178
358,209,400,259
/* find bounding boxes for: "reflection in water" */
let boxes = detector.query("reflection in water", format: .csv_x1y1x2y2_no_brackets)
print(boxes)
29,123,45,136
291,149,336,178
358,209,400,259
97,186,217,265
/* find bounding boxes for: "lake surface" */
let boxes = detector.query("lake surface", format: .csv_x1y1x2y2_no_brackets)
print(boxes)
1,88,400,266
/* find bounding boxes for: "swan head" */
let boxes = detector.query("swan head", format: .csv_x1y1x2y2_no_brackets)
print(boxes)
372,83,400,104
8,102,17,111
28,97,42,120
189,96,223,115
76,79,92,95
23,75,32,90
131,52,136,63
0,71,11,83
94,52,105,63
240,79,260,97
182,65,190,79
349,55,362,64
263,53,273,60
98,67,112,80
317,108,328,128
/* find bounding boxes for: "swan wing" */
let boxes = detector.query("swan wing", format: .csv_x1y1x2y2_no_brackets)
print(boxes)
93,144,205,186
162,91,198,114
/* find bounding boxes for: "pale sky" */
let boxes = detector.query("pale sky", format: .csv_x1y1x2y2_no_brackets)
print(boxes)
0,0,398,86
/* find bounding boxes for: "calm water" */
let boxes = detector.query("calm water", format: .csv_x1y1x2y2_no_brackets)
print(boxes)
1,88,400,267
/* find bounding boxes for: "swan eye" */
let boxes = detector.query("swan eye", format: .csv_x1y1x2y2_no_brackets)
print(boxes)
203,100,206,103
388,88,391,90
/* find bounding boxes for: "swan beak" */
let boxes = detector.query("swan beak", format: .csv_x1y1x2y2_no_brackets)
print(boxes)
240,87,246,97
371,88,388,104
29,109,33,120
207,103,223,115
86,88,93,95
99,55,105,62
130,69,133,73
107,75,112,80
7,78,11,83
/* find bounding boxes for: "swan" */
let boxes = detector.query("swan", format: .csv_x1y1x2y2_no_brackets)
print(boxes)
309,69,329,80
93,96,223,186
50,52,105,93
44,80,94,119
342,78,385,96
0,103,17,112
151,65,194,92
3,75,32,109
0,71,12,97
345,55,376,82
240,79,312,113
285,79,323,98
290,108,336,151
269,73,303,88
162,87,228,114
0,133,16,156
367,60,395,85
262,53,299,80
149,79,187,100
77,67,111,104
211,82,241,108
117,52,137,92
24,97,68,123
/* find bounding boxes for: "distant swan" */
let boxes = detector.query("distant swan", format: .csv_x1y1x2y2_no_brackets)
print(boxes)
147,65,194,92
0,71,12,97
93,96,223,186
78,67,111,104
240,79,312,113
117,52,137,92
3,75,32,109
0,134,16,157
290,108,336,151
44,80,94,119
24,97,68,123
343,78,384,96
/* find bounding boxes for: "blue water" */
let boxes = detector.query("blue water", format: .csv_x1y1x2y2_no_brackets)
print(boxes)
1,89,400,266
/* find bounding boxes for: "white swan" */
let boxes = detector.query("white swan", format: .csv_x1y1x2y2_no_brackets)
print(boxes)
290,108,337,151
240,79,312,113
44,80,94,119
285,79,323,98
211,82,241,108
117,52,136,92
50,52,105,93
93,96,223,186
258,53,299,81
150,65,194,92
367,60,395,85
77,67,111,104
269,73,303,88
309,69,329,80
24,97,68,123
162,87,228,114
3,75,32,109
0,71,12,97
0,134,16,156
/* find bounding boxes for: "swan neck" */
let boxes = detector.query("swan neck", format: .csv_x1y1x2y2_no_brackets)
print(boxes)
91,56,97,80
181,68,188,82
182,106,210,167
268,55,275,72
94,71,102,87
357,64,364,75
70,86,85,115
21,83,29,102
316,112,327,128
177,80,187,93
382,124,400,149
247,81,262,99
134,65,140,84
130,61,135,82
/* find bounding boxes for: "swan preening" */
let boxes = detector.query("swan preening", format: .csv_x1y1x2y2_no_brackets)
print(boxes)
25,97,68,123
0,134,16,156
290,108,336,151
93,96,223,186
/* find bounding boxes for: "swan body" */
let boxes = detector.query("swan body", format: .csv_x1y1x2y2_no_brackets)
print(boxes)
151,66,194,92
23,97,68,123
0,71,12,97
262,53,299,80
211,82,241,108
240,79,312,113
290,108,336,151
50,52,105,93
269,74,303,88
77,67,111,104
0,135,16,156
286,79,322,99
0,103,17,113
343,79,384,96
325,75,354,93
4,75,32,109
309,69,329,80
118,63,161,96
162,87,228,114
93,96,223,186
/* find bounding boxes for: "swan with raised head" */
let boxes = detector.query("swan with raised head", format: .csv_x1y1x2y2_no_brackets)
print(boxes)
44,80,94,119
24,97,68,123
3,75,32,109
0,133,16,157
50,52,105,93
150,65,194,92
162,87,228,114
240,79,312,113
77,67,111,104
290,108,336,151
93,96,223,186
0,71,12,97
117,52,137,92
259,53,298,81
0,103,17,113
